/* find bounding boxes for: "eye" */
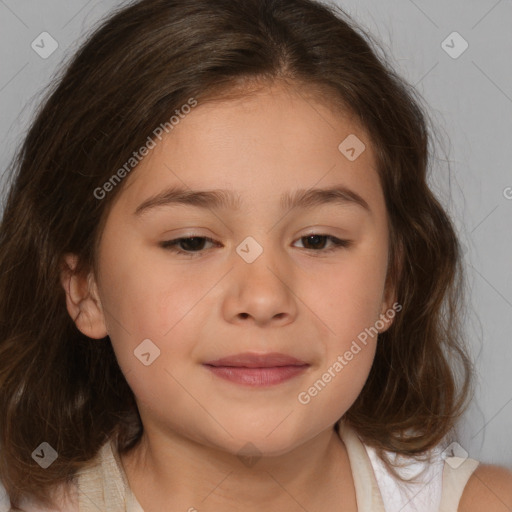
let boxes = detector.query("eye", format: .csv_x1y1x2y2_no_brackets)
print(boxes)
159,236,219,256
292,234,351,253
159,234,351,257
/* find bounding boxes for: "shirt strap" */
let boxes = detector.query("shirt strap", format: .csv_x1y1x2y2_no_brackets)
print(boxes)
338,421,387,512
438,456,480,512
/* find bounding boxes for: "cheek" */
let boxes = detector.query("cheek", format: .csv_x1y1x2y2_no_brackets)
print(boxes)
295,290,379,423
98,231,207,337
99,265,201,420
306,345,376,427
298,245,387,416
305,254,388,343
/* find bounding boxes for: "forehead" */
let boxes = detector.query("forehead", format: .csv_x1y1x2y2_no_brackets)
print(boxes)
115,83,384,217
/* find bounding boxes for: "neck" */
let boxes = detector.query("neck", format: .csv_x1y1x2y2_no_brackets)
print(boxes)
120,424,357,511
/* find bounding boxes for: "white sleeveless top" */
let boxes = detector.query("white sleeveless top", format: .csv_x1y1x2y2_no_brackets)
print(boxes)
2,423,479,512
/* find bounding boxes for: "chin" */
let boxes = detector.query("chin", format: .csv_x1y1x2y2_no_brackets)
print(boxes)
207,422,317,459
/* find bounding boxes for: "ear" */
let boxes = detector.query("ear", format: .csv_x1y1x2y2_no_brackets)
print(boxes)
60,253,108,339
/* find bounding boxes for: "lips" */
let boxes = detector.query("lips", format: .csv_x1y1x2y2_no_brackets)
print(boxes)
202,352,310,387
203,352,308,368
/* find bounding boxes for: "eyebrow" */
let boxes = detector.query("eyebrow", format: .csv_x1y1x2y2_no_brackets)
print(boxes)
133,184,371,217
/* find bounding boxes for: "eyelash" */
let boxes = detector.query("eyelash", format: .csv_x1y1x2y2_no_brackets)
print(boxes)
159,234,351,257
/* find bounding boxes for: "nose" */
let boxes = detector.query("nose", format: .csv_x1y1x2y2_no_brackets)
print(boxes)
221,248,298,327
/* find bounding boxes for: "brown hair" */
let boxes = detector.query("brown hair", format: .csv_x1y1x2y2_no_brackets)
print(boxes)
0,0,474,508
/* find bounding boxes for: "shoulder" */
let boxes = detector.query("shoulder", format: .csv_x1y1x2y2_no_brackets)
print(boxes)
458,463,512,512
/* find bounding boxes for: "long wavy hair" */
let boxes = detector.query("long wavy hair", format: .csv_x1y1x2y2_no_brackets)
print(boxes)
0,0,474,508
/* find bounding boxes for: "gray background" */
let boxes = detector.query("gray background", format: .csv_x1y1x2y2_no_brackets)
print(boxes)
0,0,511,475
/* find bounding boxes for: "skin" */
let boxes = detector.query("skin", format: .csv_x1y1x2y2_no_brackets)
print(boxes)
459,464,512,512
61,80,403,511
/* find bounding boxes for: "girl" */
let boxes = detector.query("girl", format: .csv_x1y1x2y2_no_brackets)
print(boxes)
0,0,511,510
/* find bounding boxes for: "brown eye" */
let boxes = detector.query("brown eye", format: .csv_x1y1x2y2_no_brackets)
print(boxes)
293,234,351,253
160,236,218,256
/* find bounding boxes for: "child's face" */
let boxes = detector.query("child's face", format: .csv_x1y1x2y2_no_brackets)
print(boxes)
68,82,395,456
